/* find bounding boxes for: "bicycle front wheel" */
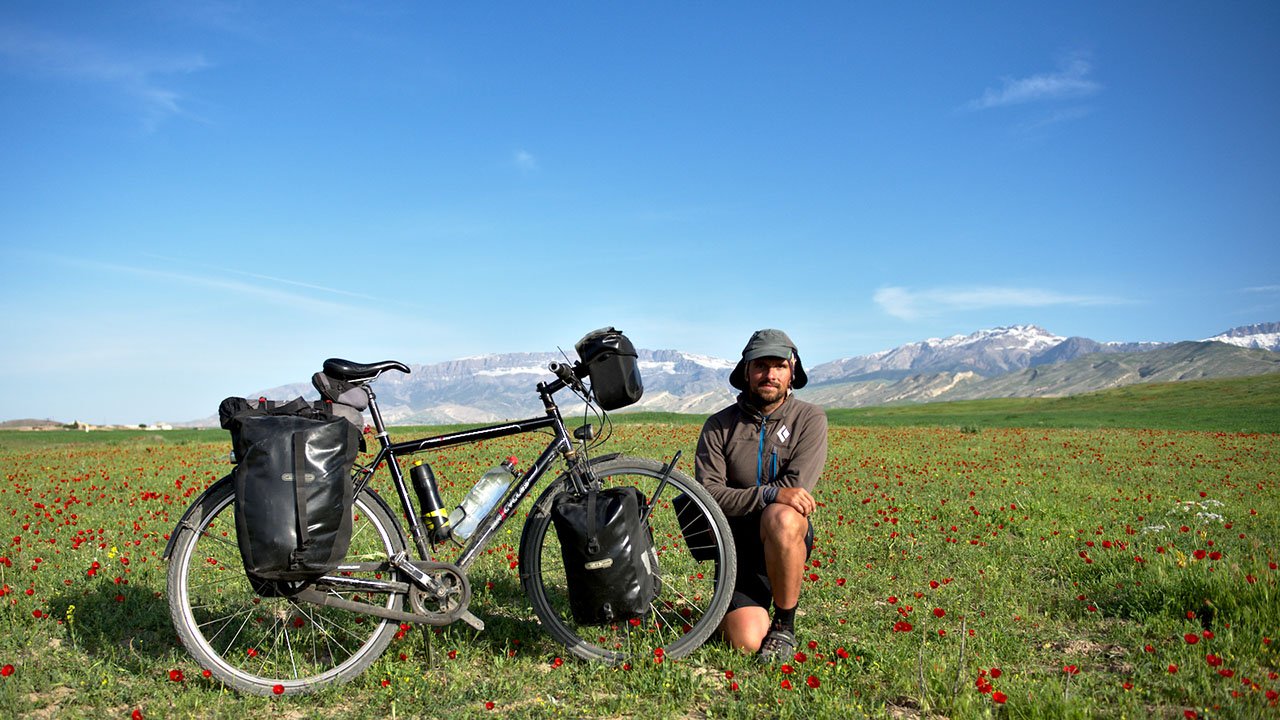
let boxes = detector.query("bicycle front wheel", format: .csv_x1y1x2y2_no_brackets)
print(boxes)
518,455,737,663
166,479,407,695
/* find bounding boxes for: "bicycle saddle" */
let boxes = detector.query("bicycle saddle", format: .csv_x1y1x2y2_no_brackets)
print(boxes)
322,358,411,382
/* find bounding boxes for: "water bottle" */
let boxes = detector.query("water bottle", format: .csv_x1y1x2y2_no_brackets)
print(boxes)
448,456,519,540
409,460,451,543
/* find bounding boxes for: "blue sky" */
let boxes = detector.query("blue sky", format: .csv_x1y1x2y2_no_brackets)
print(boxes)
2,2,1278,424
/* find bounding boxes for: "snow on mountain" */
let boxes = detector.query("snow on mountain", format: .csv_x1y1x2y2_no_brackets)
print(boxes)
1205,322,1280,352
808,325,1065,383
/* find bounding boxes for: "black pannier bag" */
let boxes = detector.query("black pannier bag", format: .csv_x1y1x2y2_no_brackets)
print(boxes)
575,327,643,411
219,397,360,585
550,486,660,625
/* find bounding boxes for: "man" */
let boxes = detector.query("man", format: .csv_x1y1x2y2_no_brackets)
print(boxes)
695,329,828,662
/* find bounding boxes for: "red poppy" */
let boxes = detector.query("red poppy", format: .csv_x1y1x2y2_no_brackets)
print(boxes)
1063,665,1079,675
272,684,284,695
992,691,1007,704
1184,634,1199,645
990,667,1002,679
0,664,13,677
168,669,184,682
780,679,793,690
806,675,820,689
780,664,794,675
933,608,945,618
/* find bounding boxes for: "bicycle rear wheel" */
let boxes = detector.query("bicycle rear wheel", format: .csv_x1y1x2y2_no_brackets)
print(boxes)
518,455,736,663
166,480,406,695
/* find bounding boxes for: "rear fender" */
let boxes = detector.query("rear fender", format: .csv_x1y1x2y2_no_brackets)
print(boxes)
162,474,233,560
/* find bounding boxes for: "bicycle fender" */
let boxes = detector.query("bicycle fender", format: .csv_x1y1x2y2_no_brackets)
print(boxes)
162,473,234,560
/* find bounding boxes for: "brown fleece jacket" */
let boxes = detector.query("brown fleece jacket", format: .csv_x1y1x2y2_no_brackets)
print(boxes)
694,392,828,517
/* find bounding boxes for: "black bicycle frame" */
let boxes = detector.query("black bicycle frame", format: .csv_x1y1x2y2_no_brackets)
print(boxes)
355,377,589,571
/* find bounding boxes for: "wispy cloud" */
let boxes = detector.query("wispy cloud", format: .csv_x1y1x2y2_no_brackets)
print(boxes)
0,24,209,129
514,149,539,172
874,285,1122,321
964,55,1100,112
1243,285,1280,293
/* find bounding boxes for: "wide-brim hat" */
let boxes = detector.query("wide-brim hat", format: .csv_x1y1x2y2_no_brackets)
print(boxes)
728,328,808,391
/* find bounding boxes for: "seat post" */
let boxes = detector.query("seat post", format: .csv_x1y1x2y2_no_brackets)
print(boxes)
363,387,393,448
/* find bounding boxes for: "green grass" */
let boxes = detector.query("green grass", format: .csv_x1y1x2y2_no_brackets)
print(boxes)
823,374,1280,433
2,389,1279,718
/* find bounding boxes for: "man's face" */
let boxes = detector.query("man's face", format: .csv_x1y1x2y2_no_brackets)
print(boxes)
747,356,792,405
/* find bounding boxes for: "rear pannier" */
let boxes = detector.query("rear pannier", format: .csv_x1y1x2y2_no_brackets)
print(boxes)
219,397,360,587
575,327,643,411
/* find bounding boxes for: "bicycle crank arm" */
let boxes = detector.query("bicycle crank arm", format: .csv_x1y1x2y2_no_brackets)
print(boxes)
290,588,452,625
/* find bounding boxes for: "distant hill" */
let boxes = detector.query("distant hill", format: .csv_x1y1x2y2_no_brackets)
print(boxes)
805,341,1280,408
176,321,1280,426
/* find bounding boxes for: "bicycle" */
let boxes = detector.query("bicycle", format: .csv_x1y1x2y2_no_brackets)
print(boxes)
163,340,737,695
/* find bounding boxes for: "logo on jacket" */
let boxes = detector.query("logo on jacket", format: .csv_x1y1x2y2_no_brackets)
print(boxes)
776,425,790,444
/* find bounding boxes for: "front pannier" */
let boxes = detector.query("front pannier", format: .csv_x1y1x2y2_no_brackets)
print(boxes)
551,486,660,625
220,398,360,585
574,327,643,411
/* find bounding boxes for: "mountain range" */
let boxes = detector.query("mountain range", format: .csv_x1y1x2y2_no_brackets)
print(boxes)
218,322,1280,426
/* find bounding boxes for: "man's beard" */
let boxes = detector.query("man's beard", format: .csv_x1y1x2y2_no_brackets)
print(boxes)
747,384,787,407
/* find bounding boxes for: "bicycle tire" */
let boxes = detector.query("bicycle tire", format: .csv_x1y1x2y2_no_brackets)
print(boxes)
167,480,406,695
518,455,737,663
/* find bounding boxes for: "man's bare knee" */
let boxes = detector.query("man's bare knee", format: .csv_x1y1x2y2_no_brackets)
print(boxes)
760,503,807,544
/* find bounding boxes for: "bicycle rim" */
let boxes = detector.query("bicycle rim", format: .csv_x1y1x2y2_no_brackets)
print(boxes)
167,484,406,695
519,455,737,663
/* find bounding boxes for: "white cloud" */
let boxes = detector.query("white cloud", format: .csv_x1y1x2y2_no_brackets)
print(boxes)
874,285,1121,321
965,55,1100,111
514,149,538,172
0,24,209,129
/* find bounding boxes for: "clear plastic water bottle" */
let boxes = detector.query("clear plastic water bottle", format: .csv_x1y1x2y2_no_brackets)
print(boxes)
448,456,519,540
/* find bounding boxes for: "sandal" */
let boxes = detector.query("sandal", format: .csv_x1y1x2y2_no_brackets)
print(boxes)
756,628,797,664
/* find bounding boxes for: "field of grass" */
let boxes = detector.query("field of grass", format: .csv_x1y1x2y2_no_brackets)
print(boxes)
1,384,1278,718
822,374,1280,433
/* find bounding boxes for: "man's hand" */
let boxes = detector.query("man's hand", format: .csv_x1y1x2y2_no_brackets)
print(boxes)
774,487,816,517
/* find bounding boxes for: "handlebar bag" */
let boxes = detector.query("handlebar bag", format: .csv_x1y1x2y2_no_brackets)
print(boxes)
220,398,359,584
550,486,661,625
575,327,644,411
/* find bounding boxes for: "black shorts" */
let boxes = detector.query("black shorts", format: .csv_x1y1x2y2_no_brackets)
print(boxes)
726,510,814,612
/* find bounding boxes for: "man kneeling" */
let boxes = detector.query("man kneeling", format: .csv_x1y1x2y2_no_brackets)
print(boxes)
695,329,828,662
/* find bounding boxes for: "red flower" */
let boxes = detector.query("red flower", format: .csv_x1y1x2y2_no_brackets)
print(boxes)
933,608,945,618
835,647,850,660
992,691,1007,704
1184,711,1197,720
780,664,794,675
484,701,495,710
1168,664,1179,674
729,681,739,692
272,684,284,695
806,675,820,689
893,620,913,632
550,657,563,669
131,710,143,720
1184,634,1199,645
990,667,1002,679
168,669,184,682
1063,665,1079,675
780,679,793,690
1205,654,1223,667
793,651,807,663
887,595,898,604
1,664,13,677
